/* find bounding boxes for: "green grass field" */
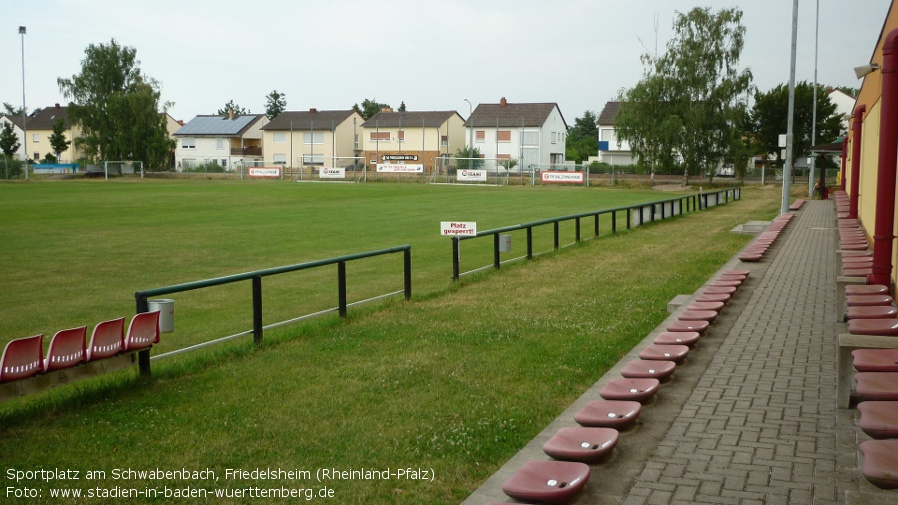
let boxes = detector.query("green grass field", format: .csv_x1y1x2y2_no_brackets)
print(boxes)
0,180,782,504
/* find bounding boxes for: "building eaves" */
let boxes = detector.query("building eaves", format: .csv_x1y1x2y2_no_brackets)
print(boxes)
261,110,356,131
361,111,459,129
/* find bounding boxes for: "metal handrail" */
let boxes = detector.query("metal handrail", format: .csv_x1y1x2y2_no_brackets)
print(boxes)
451,187,740,280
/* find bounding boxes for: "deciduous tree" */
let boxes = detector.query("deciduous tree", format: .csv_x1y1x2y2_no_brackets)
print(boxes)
615,7,753,185
57,39,174,167
0,123,20,158
49,118,70,161
353,99,391,120
565,111,599,163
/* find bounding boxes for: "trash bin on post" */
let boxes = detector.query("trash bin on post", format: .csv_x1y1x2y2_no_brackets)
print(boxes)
499,234,512,252
148,299,175,333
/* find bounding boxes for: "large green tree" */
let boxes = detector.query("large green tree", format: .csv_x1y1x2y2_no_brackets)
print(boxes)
750,81,843,169
352,99,391,120
565,111,599,163
57,39,174,167
615,7,753,185
49,118,71,161
0,122,20,158
264,90,286,119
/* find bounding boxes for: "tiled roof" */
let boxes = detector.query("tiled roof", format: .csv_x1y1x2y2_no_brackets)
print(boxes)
597,101,621,125
361,110,460,128
465,102,563,128
25,105,72,130
262,110,356,131
1,114,24,129
174,114,266,136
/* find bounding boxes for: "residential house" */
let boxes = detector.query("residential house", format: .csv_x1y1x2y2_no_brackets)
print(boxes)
827,88,857,135
260,109,364,169
595,101,634,166
20,104,83,163
173,112,268,171
0,115,25,160
464,98,568,171
361,109,466,173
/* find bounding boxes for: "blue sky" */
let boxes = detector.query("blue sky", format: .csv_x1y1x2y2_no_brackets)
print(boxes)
1,0,891,123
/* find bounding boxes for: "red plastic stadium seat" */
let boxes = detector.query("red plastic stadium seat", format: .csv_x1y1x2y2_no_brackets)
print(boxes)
677,310,718,322
502,460,590,504
43,326,87,372
845,306,898,319
703,286,737,296
574,400,641,430
639,344,689,363
599,377,660,403
620,359,676,380
653,331,701,347
86,317,125,361
667,319,710,334
846,284,889,296
695,292,731,303
542,427,619,463
0,335,44,382
739,252,764,262
722,269,750,277
855,372,898,401
688,301,725,312
124,311,161,351
858,402,898,439
717,274,747,282
710,280,741,288
844,267,873,277
853,349,898,372
848,319,898,336
860,439,898,489
846,295,895,307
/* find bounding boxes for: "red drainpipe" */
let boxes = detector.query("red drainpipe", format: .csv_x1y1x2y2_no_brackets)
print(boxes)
848,104,866,219
868,28,898,287
840,136,848,191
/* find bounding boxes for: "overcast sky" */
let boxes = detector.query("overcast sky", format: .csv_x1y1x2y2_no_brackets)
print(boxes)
1,0,891,124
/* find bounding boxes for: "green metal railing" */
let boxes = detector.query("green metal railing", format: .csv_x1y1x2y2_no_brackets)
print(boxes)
134,245,412,375
451,187,740,280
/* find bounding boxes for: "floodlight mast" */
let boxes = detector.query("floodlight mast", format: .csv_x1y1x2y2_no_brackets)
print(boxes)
19,26,27,180
781,0,799,215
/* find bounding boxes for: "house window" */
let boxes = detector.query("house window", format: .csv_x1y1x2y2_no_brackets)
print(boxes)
551,132,557,144
441,135,448,147
221,159,227,169
522,131,539,146
303,132,324,144
181,138,196,149
216,138,225,149
497,130,511,142
370,132,390,142
398,131,405,141
475,130,485,143
32,133,39,142
272,153,287,165
273,133,287,144
302,154,324,165
497,154,511,160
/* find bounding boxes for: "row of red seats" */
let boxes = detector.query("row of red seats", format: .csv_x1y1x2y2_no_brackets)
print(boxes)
737,213,795,262
0,312,161,384
835,189,898,490
491,270,750,504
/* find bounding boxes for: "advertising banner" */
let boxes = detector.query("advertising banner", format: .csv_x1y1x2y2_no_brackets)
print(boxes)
541,171,584,183
377,164,424,173
457,169,487,182
248,167,281,178
319,167,346,179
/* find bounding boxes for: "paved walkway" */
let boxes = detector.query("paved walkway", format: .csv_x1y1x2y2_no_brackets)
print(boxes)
461,200,894,505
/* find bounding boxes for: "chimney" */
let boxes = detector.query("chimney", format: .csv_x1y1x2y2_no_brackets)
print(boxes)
309,108,317,114
500,97,507,107
382,107,393,113
228,109,234,120
55,103,61,109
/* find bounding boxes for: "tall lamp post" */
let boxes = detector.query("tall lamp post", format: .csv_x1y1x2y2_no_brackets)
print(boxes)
19,26,28,180
463,98,473,164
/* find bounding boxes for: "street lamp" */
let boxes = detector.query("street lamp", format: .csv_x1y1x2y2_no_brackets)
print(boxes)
463,98,473,163
19,26,27,180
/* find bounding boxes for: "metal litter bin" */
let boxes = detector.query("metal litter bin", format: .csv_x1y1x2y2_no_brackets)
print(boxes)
148,299,175,333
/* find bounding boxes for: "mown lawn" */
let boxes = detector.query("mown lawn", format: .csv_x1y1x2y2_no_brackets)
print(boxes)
0,180,781,504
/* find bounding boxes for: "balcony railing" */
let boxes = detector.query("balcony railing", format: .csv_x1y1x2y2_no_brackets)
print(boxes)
230,147,262,157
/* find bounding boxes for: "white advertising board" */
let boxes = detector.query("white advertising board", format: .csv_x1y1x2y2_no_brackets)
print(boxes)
440,221,477,236
457,169,487,182
541,171,584,183
249,167,281,178
319,167,346,179
377,164,424,173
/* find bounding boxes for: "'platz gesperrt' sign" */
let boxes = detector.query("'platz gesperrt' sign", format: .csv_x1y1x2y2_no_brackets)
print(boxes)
440,222,477,236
